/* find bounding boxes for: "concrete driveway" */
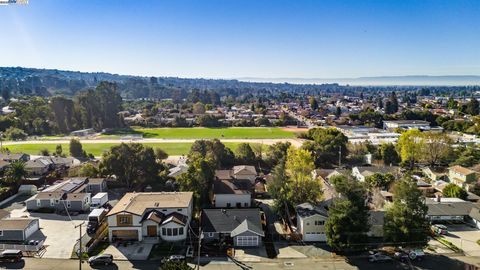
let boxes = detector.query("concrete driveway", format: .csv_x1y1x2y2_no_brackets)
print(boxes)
9,207,88,259
104,242,153,260
443,225,480,256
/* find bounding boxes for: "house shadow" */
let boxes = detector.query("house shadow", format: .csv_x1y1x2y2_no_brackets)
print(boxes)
0,260,25,269
29,212,88,221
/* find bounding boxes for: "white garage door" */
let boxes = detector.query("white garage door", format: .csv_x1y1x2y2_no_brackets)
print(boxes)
304,232,326,242
236,236,258,246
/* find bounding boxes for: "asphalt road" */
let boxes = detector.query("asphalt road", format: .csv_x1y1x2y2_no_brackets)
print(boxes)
0,255,478,270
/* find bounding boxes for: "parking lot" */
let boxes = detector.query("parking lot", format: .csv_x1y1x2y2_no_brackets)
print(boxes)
441,225,480,256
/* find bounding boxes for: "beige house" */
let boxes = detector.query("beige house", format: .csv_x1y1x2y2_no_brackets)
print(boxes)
106,192,193,242
448,165,477,189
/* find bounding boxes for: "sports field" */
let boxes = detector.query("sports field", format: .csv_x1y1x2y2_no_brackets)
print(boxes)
3,142,259,157
105,127,297,139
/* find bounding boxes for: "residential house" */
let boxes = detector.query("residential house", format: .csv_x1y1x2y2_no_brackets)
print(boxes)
86,178,108,194
212,179,252,208
422,167,447,182
0,219,39,242
295,203,328,242
448,165,477,189
106,192,193,242
352,166,400,182
25,158,54,177
168,164,188,178
26,178,94,212
201,208,264,247
0,153,30,163
426,196,474,223
233,165,257,183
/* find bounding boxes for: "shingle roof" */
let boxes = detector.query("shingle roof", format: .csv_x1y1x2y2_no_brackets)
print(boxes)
215,170,233,180
213,180,250,195
356,166,399,175
469,205,480,221
66,193,89,201
231,219,264,237
162,212,188,226
233,165,257,175
449,165,476,176
426,198,473,216
88,178,106,185
0,219,37,230
107,192,193,216
296,203,328,218
34,192,64,200
201,208,263,236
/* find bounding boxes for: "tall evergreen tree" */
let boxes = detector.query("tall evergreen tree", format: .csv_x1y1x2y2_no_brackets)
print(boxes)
384,177,429,247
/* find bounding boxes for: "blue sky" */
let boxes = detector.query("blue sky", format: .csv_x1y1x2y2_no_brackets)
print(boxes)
1,0,479,78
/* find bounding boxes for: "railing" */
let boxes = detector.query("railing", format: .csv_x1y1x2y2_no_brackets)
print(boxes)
0,240,45,252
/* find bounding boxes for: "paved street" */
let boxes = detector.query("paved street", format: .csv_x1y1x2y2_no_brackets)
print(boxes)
0,255,478,270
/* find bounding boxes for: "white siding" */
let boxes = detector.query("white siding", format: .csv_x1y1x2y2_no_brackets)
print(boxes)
24,219,39,239
214,194,251,208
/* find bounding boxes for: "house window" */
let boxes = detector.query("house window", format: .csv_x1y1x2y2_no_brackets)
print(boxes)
226,203,231,208
244,203,248,207
167,228,172,236
315,221,324,226
162,209,167,212
0,230,3,236
118,215,132,225
208,232,214,237
173,228,178,236
162,228,166,235
306,222,310,226
67,201,71,208
177,209,182,212
179,228,184,235
36,200,41,207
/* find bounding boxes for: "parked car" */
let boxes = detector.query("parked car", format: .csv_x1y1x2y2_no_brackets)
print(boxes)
368,252,393,263
0,250,23,263
432,224,448,235
162,255,185,263
88,254,113,266
405,249,425,260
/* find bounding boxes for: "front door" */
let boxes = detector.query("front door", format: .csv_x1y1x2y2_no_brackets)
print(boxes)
147,225,157,237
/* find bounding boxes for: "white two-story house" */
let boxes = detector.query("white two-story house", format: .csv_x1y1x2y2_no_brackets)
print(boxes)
295,203,328,242
106,192,193,242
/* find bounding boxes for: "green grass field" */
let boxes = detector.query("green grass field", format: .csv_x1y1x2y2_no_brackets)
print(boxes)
4,142,258,157
104,127,296,139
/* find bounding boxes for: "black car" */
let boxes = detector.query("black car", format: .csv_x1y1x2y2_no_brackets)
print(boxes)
0,250,23,263
88,254,113,266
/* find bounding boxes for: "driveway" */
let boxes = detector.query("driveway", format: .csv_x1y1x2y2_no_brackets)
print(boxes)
9,206,88,259
442,225,480,256
104,242,153,260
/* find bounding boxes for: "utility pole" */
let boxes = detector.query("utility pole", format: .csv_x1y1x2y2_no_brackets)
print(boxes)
75,222,85,270
196,227,202,270
338,146,342,167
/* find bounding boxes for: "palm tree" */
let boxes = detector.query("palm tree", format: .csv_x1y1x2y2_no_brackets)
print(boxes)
4,161,27,187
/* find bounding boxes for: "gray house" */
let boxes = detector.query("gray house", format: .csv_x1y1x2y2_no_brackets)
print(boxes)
86,178,107,194
201,208,264,247
26,192,91,212
0,153,30,163
0,219,39,242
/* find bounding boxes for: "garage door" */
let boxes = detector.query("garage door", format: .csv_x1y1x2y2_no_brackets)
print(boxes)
304,232,326,242
236,236,258,246
112,230,139,240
